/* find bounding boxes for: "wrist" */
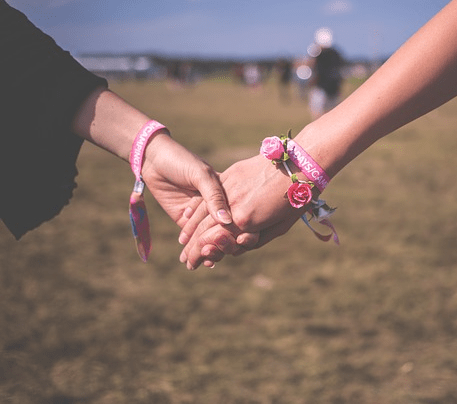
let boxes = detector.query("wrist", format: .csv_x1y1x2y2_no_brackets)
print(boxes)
294,123,338,180
295,103,371,180
140,130,173,178
282,159,321,199
259,141,317,210
72,88,158,163
130,123,169,176
259,132,338,243
127,121,169,263
260,132,327,194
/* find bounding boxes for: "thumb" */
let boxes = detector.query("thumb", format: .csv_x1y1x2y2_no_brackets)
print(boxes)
236,232,260,250
194,166,232,226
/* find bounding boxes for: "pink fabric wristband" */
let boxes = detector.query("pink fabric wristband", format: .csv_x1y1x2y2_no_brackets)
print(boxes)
130,120,166,180
128,120,166,262
260,134,338,244
286,139,330,193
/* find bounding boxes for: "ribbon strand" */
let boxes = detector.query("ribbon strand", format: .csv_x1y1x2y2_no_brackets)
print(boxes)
128,120,167,262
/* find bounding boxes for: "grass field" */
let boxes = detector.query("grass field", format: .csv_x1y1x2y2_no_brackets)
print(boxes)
2,76,457,403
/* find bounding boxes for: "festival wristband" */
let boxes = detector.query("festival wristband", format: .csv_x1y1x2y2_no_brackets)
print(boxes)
286,139,330,193
128,120,167,262
260,133,339,244
130,120,167,181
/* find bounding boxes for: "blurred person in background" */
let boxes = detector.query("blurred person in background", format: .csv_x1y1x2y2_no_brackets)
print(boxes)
178,0,457,270
233,63,245,85
243,63,262,89
307,28,345,119
276,58,294,103
0,1,232,248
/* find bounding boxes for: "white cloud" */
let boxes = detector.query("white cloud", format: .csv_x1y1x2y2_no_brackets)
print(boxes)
325,0,352,14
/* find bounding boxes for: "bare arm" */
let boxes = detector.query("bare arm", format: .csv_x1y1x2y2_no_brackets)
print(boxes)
301,0,457,178
71,87,232,229
180,0,457,269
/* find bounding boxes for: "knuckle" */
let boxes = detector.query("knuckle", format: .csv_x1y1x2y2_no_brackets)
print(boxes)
214,231,236,254
232,211,254,231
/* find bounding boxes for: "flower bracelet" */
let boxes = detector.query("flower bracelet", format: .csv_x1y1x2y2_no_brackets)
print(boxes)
260,131,339,244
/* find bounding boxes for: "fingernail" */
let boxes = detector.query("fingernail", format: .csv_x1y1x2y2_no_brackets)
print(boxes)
179,251,187,263
236,235,245,245
204,261,215,269
178,232,189,245
187,262,195,271
217,209,232,224
183,206,193,219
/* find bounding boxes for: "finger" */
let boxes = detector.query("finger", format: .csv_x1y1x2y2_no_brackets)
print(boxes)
175,198,203,230
184,196,203,219
185,226,238,270
213,232,241,255
178,201,210,245
180,214,218,267
201,234,246,260
181,212,242,263
180,226,241,266
194,167,232,225
180,212,219,259
236,232,260,250
202,244,225,263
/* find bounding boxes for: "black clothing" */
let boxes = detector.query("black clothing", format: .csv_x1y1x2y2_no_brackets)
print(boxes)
0,1,107,239
314,47,343,96
279,60,293,85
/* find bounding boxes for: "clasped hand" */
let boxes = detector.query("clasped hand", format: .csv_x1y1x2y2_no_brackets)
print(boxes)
177,153,309,270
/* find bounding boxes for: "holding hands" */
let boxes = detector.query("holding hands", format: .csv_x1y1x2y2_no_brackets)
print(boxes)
178,133,338,270
8,0,457,268
179,153,303,269
175,0,457,269
77,0,457,267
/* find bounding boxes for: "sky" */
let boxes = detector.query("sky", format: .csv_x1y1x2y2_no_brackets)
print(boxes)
7,0,451,60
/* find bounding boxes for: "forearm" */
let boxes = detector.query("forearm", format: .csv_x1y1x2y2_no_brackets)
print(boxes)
180,0,457,266
296,0,457,178
71,87,169,162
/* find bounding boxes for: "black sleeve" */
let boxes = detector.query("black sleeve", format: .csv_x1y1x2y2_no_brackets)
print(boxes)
0,0,108,239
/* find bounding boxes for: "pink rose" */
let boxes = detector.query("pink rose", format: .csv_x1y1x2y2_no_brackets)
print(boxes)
260,136,285,161
287,182,313,208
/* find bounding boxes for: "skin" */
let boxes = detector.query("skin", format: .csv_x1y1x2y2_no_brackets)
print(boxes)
70,87,233,242
179,0,457,269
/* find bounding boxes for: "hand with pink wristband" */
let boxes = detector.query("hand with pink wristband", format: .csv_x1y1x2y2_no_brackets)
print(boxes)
71,88,233,262
179,0,457,269
127,119,237,262
178,132,338,270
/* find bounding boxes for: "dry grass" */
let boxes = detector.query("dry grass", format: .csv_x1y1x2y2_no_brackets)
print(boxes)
1,77,457,403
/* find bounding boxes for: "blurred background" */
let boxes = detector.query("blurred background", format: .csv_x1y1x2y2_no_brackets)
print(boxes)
2,1,457,403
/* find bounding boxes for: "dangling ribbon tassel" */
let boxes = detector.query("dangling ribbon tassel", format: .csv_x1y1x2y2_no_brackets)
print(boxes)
128,120,167,262
129,180,151,262
301,199,339,245
301,215,339,244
